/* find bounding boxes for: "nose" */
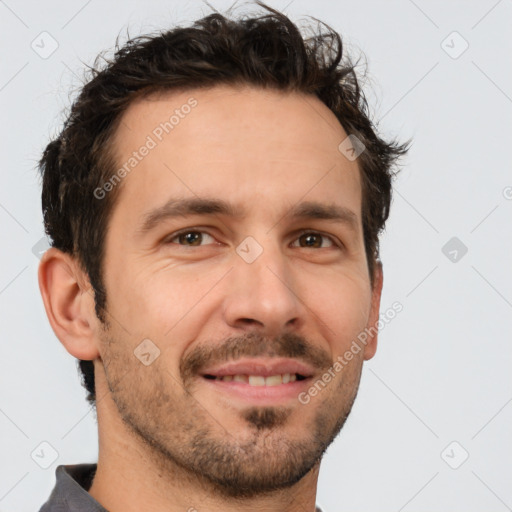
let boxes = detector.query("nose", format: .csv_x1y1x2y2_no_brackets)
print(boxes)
221,239,305,337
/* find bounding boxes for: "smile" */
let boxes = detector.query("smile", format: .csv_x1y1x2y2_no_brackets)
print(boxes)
204,373,307,386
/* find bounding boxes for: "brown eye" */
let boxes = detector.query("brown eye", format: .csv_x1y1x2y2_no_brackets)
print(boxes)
168,231,215,246
293,232,335,249
179,232,202,246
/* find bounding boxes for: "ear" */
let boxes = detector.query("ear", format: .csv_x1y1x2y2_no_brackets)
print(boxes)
363,260,383,361
38,247,101,360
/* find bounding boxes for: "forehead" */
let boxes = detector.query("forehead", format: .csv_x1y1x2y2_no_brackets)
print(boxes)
108,85,362,227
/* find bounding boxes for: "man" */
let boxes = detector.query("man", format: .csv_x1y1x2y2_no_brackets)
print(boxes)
37,1,409,510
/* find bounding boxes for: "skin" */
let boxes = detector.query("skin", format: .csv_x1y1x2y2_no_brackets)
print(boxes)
38,84,383,512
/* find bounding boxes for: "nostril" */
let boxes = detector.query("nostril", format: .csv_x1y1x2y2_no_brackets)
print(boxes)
240,318,258,325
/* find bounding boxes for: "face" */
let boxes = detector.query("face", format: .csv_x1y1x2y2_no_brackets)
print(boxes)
95,85,381,498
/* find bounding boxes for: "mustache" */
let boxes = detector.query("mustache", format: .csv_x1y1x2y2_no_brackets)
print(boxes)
180,331,333,386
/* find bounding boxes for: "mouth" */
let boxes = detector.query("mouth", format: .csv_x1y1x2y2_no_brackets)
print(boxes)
203,372,307,385
199,358,315,404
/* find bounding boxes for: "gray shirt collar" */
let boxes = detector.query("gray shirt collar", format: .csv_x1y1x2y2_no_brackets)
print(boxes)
38,464,107,512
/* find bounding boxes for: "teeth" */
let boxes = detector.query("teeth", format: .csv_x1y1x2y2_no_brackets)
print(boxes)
265,375,282,386
248,375,265,386
216,373,300,385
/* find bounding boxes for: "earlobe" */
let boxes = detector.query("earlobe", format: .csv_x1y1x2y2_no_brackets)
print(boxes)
363,260,384,361
38,248,100,361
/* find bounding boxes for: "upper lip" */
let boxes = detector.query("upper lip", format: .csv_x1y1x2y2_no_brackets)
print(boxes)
200,358,316,378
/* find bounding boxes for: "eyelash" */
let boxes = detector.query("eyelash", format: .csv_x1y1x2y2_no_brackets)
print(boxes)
165,228,341,249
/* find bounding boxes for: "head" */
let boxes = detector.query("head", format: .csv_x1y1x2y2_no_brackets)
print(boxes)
38,1,409,499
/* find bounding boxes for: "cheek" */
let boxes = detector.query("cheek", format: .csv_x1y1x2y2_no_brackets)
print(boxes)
119,265,225,358
106,258,210,331
301,269,371,350
148,265,223,321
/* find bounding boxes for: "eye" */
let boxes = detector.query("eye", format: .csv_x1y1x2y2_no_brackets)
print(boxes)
291,231,337,249
165,229,340,250
166,230,216,246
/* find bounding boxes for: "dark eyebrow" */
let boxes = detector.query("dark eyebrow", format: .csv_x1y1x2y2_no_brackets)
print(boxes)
137,197,244,234
137,197,359,235
287,201,359,231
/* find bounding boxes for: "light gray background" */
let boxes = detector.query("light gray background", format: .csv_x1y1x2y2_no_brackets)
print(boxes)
1,0,511,511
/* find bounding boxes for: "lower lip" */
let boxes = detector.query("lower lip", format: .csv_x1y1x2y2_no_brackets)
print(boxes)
201,377,311,404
